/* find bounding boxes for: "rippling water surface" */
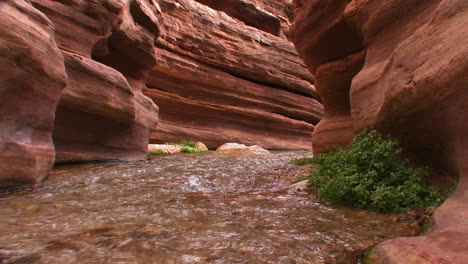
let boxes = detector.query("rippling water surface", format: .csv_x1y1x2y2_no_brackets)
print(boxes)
0,151,418,263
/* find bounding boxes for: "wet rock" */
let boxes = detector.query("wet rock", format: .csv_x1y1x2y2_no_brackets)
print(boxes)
286,180,309,192
0,0,68,188
216,143,270,154
217,143,249,151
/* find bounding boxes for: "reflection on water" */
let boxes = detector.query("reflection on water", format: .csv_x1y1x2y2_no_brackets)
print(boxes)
0,151,418,263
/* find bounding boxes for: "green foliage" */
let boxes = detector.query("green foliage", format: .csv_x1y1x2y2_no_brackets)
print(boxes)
179,141,197,148
165,141,197,148
165,141,206,154
180,146,205,153
306,129,442,213
148,150,166,156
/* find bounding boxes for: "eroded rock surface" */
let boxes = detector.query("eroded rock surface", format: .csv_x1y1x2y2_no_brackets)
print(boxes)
145,0,323,149
0,0,67,187
194,0,282,36
289,0,468,262
1,0,321,187
31,0,159,163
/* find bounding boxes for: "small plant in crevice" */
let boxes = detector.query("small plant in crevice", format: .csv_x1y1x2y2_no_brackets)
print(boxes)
148,150,166,156
293,129,443,213
165,141,206,154
180,145,205,153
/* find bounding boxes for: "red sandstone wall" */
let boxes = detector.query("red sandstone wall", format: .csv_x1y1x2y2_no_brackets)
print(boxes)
145,0,323,149
289,0,468,262
0,0,323,187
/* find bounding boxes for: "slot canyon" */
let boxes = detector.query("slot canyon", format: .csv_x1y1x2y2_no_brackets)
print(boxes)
0,0,466,263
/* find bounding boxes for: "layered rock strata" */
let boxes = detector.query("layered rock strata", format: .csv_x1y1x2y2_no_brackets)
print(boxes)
0,0,322,187
30,0,159,163
0,0,160,187
194,0,282,36
0,0,68,187
145,0,323,149
289,0,468,262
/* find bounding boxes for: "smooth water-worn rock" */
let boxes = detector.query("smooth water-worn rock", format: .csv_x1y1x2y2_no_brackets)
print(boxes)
289,0,468,262
148,144,182,154
194,142,209,151
31,0,159,163
216,143,270,154
145,0,323,149
0,0,67,187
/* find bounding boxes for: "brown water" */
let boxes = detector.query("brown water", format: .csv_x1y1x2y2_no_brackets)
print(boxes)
0,151,418,264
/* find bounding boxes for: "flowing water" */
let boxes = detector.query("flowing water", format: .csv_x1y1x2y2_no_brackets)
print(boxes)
0,151,419,264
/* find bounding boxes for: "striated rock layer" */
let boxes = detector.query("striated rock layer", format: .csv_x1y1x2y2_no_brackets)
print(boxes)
289,0,468,263
145,0,323,149
0,0,68,187
30,0,159,163
0,0,321,187
0,0,160,187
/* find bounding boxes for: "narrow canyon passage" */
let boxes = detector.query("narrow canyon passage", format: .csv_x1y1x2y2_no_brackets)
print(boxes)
1,152,418,264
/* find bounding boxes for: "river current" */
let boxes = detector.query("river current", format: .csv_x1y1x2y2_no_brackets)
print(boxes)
0,151,418,263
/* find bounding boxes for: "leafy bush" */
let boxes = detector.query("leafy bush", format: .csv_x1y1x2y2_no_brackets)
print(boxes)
302,129,442,213
148,150,166,156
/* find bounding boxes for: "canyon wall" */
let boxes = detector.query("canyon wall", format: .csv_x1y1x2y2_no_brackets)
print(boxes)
145,0,322,149
289,0,468,263
0,0,68,188
0,0,322,187
31,0,160,164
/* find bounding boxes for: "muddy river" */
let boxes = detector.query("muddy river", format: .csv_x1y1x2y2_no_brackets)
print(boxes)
0,151,418,263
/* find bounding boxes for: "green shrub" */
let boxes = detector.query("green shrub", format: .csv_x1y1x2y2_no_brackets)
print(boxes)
179,141,197,148
180,146,205,153
148,150,166,156
304,129,442,213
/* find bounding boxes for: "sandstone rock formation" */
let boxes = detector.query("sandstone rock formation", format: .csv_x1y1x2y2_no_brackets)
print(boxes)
0,0,322,187
0,0,160,187
193,0,287,36
0,0,67,187
145,0,323,149
289,0,468,262
30,0,159,163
